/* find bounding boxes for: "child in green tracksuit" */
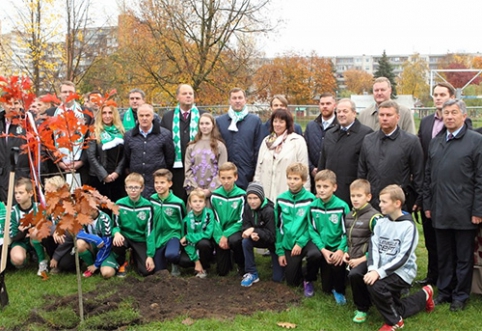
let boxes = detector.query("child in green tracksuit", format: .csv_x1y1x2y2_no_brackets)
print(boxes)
275,162,320,294
113,173,154,277
180,189,215,278
148,169,186,275
308,170,350,304
210,162,246,276
77,209,118,279
9,178,48,276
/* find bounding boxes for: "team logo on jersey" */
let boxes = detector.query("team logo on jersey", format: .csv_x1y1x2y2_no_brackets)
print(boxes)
164,208,173,216
329,214,338,224
16,126,23,134
296,209,305,217
138,211,147,221
231,202,238,209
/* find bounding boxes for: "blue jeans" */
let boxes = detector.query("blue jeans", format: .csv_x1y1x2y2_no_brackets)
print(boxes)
242,237,283,282
153,237,181,272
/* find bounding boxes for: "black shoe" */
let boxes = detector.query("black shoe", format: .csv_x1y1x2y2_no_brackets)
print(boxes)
416,277,435,286
449,300,466,312
434,296,451,306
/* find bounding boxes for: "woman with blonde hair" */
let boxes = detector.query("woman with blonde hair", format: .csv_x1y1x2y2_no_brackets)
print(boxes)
184,113,228,199
87,104,126,202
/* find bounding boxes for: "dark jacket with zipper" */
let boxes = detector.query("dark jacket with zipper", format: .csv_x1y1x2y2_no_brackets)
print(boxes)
242,198,275,245
345,203,382,259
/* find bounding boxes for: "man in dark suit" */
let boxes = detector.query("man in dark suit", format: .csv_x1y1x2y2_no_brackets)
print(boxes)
423,99,482,311
160,84,205,201
417,82,456,287
318,98,373,206
304,92,338,192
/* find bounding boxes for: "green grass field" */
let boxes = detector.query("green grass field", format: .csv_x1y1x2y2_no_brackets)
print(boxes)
1,223,482,331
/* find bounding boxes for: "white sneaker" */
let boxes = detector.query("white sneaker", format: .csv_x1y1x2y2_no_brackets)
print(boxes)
171,264,181,277
196,270,207,279
37,260,49,276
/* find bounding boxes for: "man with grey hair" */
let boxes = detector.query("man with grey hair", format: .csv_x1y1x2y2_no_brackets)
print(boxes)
124,103,174,197
358,77,416,134
423,99,482,312
318,98,373,205
358,100,423,209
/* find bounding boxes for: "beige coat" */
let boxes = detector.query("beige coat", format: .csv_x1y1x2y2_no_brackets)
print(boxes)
254,133,310,201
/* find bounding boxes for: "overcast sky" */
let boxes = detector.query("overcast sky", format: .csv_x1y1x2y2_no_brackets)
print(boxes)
3,0,481,58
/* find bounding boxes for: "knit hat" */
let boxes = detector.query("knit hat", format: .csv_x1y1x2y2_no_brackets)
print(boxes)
246,182,265,201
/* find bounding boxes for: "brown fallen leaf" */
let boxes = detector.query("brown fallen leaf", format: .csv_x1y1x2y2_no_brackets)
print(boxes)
182,317,194,326
277,322,297,329
150,303,159,309
40,271,49,281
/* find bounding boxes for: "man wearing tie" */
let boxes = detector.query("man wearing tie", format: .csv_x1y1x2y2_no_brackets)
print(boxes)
318,98,373,206
160,84,205,201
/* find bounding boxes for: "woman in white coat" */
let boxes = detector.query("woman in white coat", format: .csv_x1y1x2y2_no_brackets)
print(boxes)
254,97,310,201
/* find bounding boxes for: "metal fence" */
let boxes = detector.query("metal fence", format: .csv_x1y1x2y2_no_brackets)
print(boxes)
120,105,482,129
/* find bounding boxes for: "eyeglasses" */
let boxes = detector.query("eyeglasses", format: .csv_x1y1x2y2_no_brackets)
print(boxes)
125,186,142,191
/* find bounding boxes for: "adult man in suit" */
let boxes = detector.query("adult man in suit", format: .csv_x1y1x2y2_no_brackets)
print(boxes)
417,82,457,287
304,92,338,192
318,99,373,206
160,84,205,201
423,99,482,311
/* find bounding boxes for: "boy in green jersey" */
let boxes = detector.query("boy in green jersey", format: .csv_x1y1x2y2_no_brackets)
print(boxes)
210,162,246,276
112,173,154,277
180,189,215,278
148,169,186,275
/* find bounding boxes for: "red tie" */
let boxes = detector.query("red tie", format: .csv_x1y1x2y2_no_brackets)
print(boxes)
183,112,189,121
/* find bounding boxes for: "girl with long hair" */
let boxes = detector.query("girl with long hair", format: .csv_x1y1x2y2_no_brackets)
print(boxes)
184,113,227,198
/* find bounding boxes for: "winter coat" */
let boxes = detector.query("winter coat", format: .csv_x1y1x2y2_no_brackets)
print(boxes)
87,140,125,181
358,127,424,209
254,132,309,201
318,119,373,205
216,113,263,190
242,198,276,245
304,114,338,174
423,124,482,230
124,121,174,197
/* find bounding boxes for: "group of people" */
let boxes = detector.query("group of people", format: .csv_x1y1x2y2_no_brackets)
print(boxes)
0,76,481,331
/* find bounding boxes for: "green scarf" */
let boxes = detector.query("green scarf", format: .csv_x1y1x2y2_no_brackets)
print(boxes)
100,125,124,150
228,106,249,131
172,104,200,168
122,108,136,131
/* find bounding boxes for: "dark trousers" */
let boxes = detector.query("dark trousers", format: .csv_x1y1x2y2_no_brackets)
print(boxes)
112,238,150,276
368,273,426,326
284,241,321,287
435,228,476,302
421,212,438,281
319,253,346,294
90,175,126,205
41,235,76,272
348,261,370,311
153,237,181,272
171,168,188,203
215,232,244,276
178,239,214,269
242,238,283,282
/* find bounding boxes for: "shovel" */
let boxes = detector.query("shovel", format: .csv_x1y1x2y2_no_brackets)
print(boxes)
0,147,19,308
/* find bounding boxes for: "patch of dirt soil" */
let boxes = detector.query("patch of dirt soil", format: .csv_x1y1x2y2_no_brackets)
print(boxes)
37,270,300,328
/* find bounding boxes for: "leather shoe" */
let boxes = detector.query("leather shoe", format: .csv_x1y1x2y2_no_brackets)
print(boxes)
434,296,451,306
449,300,466,312
416,277,435,286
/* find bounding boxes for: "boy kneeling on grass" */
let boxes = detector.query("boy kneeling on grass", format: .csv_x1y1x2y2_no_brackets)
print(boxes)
275,162,321,295
364,185,434,331
308,169,350,304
